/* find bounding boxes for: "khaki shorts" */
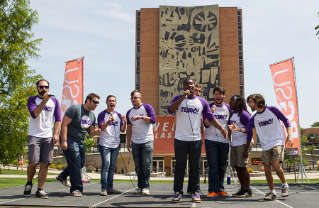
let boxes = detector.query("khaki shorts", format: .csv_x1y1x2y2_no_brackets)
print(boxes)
230,143,252,167
28,136,54,164
262,145,284,164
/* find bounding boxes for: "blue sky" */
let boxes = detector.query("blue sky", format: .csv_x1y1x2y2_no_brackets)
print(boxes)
27,0,319,128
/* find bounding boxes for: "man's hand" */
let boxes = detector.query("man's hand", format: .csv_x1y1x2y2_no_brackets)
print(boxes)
220,128,228,138
52,134,59,143
121,115,127,123
132,115,142,121
93,128,101,136
127,143,131,152
210,105,216,113
42,92,50,102
286,135,294,147
183,90,190,98
61,142,68,151
107,116,114,124
242,151,249,158
228,123,238,131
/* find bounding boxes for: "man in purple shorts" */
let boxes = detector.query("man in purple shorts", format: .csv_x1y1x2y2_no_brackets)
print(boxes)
25,79,61,198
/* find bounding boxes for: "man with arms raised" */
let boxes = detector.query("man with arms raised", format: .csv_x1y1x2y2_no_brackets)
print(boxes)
229,94,293,200
126,90,156,195
25,79,61,198
56,93,101,197
98,95,127,196
168,79,227,203
204,86,231,197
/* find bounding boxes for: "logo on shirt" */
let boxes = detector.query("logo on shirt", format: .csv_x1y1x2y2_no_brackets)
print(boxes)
181,107,199,114
43,106,53,112
258,118,273,127
215,115,228,120
229,120,236,124
80,115,92,129
109,121,119,126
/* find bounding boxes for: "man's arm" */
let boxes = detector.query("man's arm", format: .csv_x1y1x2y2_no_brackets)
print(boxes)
87,125,101,137
210,118,228,138
53,122,61,143
60,116,73,150
286,126,293,147
32,93,50,118
126,124,132,151
120,115,127,132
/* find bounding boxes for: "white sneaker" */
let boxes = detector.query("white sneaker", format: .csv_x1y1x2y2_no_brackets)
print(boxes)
281,185,289,197
142,188,150,195
134,188,142,194
100,189,107,196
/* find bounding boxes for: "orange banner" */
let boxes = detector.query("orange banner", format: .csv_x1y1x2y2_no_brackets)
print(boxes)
61,58,83,118
270,58,300,156
153,116,206,153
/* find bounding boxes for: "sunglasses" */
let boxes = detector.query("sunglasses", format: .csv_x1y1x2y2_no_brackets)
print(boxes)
38,85,49,89
91,100,99,104
130,97,140,100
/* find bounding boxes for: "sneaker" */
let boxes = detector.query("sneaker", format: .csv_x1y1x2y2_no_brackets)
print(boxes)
134,188,142,194
172,192,182,203
24,183,32,197
192,192,201,203
281,185,289,197
207,192,218,198
107,189,122,194
100,189,107,196
232,187,245,197
71,190,82,197
55,177,71,188
238,188,253,198
264,192,276,200
142,188,150,195
35,190,48,199
218,191,229,197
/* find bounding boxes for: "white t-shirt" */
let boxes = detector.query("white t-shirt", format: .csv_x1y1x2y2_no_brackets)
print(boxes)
27,95,61,138
98,110,124,148
126,104,156,144
168,95,215,141
229,110,253,146
204,102,230,144
244,106,290,150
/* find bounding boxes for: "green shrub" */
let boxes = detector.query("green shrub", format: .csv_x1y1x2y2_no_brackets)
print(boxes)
53,160,62,167
85,166,94,173
62,164,67,170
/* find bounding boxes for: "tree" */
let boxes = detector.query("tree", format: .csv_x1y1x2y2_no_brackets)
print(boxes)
316,12,319,38
0,0,42,166
310,121,319,127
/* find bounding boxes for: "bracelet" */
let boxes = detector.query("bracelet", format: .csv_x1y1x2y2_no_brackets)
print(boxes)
239,128,241,132
61,141,67,143
142,116,144,120
107,121,110,124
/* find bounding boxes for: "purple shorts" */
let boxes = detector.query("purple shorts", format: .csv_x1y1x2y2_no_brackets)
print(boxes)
28,136,54,164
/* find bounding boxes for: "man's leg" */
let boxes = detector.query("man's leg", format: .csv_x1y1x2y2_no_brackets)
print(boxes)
264,162,274,190
131,142,142,189
38,137,54,190
235,166,244,187
205,140,219,194
107,147,120,190
99,145,111,191
173,139,188,195
27,164,37,182
140,141,153,190
217,142,229,193
37,163,48,189
188,140,202,194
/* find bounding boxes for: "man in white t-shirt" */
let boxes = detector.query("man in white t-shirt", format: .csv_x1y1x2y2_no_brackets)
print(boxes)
98,95,127,196
229,94,293,200
25,79,61,198
126,90,156,195
168,79,227,203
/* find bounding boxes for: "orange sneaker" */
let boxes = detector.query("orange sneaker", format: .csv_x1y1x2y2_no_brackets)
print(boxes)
218,191,229,197
207,192,218,198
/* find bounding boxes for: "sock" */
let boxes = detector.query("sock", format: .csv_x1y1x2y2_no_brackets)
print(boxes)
282,182,288,187
38,188,43,191
270,190,276,195
26,181,32,185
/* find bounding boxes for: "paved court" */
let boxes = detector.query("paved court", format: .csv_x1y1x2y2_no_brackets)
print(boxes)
0,181,318,207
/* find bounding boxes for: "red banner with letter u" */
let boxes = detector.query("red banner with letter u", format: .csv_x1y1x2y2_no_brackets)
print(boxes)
269,58,300,156
61,58,83,118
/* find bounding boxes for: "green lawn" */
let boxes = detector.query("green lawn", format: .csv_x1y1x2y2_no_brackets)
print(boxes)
0,169,58,175
0,178,56,189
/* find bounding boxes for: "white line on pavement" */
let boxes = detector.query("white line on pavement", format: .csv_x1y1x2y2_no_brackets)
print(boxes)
91,188,135,207
251,186,293,208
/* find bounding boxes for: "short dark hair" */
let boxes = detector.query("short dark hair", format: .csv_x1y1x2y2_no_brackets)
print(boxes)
36,79,49,87
106,95,116,102
213,86,225,95
131,90,140,97
183,78,194,85
85,93,100,103
247,94,266,108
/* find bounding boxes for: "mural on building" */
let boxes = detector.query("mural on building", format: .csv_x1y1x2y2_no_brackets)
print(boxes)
159,5,220,115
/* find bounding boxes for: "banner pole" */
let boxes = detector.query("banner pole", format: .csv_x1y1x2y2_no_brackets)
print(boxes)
293,57,309,184
82,57,84,103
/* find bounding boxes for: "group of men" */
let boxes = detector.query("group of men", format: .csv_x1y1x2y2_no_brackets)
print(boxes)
24,78,293,203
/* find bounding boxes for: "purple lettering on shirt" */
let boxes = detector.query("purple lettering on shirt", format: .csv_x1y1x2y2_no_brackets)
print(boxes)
180,107,199,114
258,118,273,127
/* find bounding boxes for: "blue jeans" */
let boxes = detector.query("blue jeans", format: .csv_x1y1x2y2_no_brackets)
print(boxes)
174,139,202,195
132,141,153,189
205,140,229,193
59,139,85,194
99,145,119,190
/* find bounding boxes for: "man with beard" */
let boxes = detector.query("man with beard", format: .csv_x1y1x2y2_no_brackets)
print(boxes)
229,94,293,200
98,95,127,196
126,90,156,195
228,95,253,197
204,86,231,198
169,79,227,203
25,79,61,198
56,93,101,197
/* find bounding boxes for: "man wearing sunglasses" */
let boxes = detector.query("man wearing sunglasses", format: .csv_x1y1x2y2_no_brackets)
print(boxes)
126,90,156,195
25,79,61,198
56,93,101,197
